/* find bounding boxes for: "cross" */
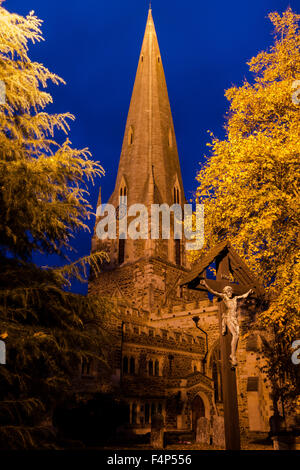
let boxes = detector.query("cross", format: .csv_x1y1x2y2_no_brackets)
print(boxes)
186,254,247,449
182,241,263,450
194,254,248,449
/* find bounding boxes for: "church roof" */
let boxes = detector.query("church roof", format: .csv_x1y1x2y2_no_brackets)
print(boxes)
181,241,265,297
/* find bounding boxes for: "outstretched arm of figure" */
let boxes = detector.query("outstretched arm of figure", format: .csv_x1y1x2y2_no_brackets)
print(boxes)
200,279,224,298
236,289,253,300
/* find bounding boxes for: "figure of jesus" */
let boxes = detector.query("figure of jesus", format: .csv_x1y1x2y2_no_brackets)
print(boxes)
200,280,253,366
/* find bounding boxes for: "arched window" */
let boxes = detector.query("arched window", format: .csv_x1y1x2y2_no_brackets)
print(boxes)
173,185,180,204
168,354,174,374
155,360,159,376
145,403,150,424
123,356,128,374
140,406,144,426
132,403,137,424
119,183,127,203
128,126,134,146
149,360,154,376
212,362,219,402
192,395,205,432
125,403,130,423
118,237,125,264
130,357,135,375
175,239,181,266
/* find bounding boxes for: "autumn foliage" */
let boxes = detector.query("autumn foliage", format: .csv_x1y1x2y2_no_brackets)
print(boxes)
0,2,110,448
195,9,300,411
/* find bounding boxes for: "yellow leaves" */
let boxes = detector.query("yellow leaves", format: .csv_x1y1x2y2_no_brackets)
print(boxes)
225,9,300,144
0,4,106,259
268,8,300,39
248,8,300,83
0,4,43,62
33,332,48,340
194,10,300,333
0,4,65,117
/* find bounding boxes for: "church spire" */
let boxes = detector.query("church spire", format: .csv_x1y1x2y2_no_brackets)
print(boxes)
108,8,185,210
92,9,187,268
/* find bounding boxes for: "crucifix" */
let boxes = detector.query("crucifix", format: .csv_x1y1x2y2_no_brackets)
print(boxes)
182,242,261,450
200,279,252,367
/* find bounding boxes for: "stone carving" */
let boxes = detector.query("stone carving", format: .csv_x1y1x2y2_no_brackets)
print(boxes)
201,280,252,366
196,417,210,445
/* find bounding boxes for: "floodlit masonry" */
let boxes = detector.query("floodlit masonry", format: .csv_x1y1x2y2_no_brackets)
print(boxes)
84,7,275,442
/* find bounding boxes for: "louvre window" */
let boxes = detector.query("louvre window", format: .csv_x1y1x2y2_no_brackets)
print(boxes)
128,126,134,146
130,357,135,374
123,356,129,374
118,237,125,264
175,239,181,265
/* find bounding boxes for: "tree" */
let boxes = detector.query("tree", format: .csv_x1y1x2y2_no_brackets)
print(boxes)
0,2,112,448
0,3,104,260
194,8,300,415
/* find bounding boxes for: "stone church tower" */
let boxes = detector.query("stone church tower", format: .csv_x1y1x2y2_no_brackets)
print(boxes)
90,7,201,312
86,7,273,444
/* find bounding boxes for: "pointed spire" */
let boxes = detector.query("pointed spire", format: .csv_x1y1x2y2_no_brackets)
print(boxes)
96,9,187,265
107,9,185,211
97,186,102,208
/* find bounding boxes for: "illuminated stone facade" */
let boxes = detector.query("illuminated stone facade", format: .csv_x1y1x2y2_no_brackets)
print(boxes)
87,8,273,442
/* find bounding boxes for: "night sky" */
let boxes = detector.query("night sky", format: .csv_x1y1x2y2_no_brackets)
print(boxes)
5,0,298,293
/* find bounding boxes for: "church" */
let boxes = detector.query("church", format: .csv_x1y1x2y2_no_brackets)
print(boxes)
85,7,273,446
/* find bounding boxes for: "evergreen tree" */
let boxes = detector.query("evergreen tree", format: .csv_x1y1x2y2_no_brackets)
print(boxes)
0,2,111,448
194,8,300,415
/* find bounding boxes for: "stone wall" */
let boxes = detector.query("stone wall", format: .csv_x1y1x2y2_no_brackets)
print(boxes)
89,257,206,313
87,260,273,438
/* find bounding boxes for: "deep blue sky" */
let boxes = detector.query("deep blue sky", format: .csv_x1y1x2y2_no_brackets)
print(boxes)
5,0,298,292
